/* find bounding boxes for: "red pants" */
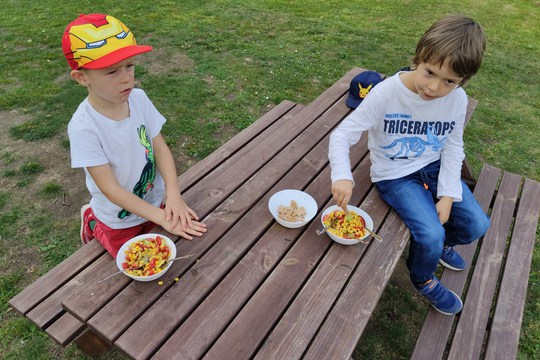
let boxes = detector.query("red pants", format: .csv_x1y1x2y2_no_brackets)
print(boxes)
86,207,157,258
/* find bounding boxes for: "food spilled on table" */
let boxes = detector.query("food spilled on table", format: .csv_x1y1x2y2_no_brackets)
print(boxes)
278,200,307,222
322,209,366,239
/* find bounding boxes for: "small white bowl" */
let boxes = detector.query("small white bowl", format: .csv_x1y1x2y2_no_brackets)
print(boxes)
116,233,177,282
320,205,374,245
268,189,318,228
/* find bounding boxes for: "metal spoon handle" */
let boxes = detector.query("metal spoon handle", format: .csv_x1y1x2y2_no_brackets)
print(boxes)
365,227,383,242
97,269,125,282
164,253,194,263
316,226,329,236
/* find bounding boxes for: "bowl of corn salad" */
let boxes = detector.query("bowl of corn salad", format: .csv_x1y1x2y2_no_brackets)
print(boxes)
320,205,374,245
116,234,177,282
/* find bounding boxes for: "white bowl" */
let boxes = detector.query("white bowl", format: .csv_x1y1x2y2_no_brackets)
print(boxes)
320,205,374,245
268,189,318,228
116,233,177,282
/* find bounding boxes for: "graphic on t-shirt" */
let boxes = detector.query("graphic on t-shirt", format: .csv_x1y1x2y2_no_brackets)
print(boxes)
380,125,447,160
118,125,156,219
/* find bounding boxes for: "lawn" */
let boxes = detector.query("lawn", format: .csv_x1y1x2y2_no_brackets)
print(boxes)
1,0,538,359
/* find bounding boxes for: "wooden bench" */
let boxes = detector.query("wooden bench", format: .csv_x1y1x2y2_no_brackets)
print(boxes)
411,165,540,359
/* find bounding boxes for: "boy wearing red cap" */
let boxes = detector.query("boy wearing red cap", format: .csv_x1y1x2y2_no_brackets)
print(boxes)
329,15,490,315
63,14,206,257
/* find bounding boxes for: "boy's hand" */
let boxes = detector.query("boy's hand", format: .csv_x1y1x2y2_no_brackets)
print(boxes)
436,196,453,224
163,192,207,235
167,220,207,240
332,180,354,210
164,193,195,231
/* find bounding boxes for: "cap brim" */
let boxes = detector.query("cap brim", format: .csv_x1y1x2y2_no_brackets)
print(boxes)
346,95,362,109
82,45,153,69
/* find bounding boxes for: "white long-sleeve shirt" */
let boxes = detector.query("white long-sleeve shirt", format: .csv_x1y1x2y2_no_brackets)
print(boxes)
329,72,467,201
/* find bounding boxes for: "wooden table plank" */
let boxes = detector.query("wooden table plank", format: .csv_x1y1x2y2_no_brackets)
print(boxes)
252,185,387,360
175,67,356,219
8,239,105,316
200,177,372,359
112,75,359,359
150,138,369,360
302,209,409,360
447,171,523,360
178,100,300,191
485,177,540,360
410,164,501,360
26,251,123,329
45,312,85,346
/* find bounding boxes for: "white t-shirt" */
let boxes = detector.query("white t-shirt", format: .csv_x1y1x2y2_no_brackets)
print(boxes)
68,89,166,228
329,72,467,201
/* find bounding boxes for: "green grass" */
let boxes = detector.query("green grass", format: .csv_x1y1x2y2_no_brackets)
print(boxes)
1,0,538,359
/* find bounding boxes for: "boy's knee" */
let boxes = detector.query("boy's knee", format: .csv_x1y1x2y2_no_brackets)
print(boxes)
473,214,490,239
462,214,490,243
414,226,445,253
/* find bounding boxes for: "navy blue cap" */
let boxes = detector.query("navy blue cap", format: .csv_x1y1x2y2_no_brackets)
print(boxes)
346,71,383,109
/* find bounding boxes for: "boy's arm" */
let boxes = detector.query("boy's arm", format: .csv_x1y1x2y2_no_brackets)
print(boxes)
87,164,205,238
87,164,165,226
152,133,203,232
438,96,467,201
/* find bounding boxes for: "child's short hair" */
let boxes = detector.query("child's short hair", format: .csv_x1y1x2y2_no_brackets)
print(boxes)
413,15,486,82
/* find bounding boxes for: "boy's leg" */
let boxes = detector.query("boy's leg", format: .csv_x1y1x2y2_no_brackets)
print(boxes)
437,181,490,270
375,175,444,284
444,181,490,247
93,220,158,258
375,164,463,315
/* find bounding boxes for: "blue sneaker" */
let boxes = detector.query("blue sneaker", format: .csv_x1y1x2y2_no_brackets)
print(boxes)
439,246,466,271
414,276,463,315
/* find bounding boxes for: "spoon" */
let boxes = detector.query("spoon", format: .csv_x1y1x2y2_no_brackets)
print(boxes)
343,206,383,242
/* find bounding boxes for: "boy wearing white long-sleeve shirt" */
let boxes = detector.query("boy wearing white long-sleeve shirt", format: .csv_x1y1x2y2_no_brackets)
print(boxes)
329,15,490,315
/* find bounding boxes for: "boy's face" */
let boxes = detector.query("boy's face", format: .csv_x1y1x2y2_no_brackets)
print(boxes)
71,57,136,107
412,60,464,101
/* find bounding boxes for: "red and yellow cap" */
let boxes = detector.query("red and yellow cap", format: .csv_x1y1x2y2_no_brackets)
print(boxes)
62,14,153,70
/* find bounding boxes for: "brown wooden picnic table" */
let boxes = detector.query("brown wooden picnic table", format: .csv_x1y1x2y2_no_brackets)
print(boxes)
11,67,406,359
12,67,535,360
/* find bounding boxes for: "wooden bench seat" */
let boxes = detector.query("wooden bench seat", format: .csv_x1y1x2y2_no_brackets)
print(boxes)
411,164,540,360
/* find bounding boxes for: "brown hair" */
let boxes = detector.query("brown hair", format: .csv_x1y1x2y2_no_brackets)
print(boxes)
413,15,486,83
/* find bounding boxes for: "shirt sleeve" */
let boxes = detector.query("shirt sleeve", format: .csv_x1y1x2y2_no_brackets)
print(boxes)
68,114,109,169
437,92,467,201
137,90,166,139
329,90,381,184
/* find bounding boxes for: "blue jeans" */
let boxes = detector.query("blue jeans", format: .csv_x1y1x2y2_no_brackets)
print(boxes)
375,160,490,284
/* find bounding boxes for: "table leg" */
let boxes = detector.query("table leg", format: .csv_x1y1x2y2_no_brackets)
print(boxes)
74,329,112,356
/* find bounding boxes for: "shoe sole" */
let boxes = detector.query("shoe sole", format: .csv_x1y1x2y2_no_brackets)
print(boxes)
80,204,91,244
430,289,463,316
439,258,465,271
